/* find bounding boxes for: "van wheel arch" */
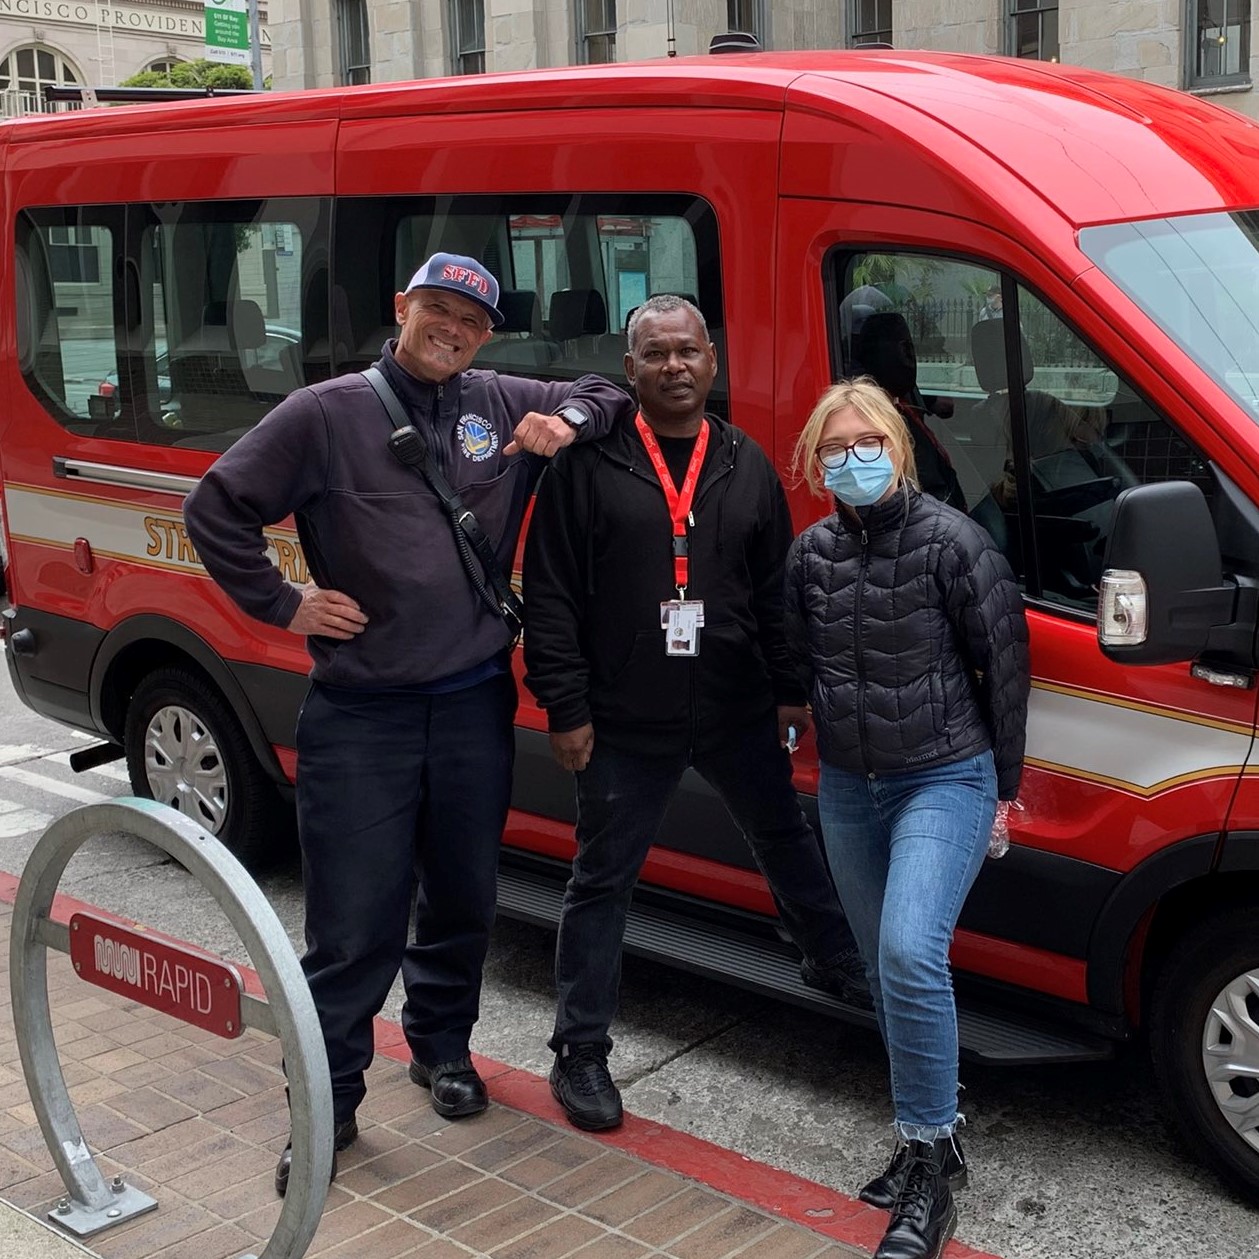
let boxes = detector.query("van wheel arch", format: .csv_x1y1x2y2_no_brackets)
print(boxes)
91,615,283,784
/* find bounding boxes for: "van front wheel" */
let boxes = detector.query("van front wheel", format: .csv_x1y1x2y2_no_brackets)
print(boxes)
1149,907,1259,1201
124,666,279,865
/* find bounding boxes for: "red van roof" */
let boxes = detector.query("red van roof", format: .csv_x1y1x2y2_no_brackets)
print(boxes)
780,51,1259,227
7,51,1257,228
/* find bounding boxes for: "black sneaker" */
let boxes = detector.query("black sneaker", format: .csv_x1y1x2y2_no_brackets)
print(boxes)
801,945,873,1010
550,1044,623,1131
274,1116,358,1198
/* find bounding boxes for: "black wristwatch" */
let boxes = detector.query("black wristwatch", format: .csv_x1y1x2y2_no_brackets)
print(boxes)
557,405,590,432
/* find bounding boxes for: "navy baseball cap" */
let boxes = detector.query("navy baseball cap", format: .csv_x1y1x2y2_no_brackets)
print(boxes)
405,252,504,327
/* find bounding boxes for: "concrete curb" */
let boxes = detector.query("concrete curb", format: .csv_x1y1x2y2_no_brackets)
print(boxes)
0,1198,99,1256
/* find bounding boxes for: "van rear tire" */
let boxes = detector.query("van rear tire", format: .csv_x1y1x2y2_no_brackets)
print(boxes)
124,665,282,866
1149,907,1259,1201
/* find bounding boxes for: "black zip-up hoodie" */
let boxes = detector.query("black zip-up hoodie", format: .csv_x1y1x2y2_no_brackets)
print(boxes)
183,342,633,688
523,414,806,756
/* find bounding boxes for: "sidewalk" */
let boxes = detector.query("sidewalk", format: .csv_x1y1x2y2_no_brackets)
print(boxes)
0,885,996,1259
0,1198,97,1255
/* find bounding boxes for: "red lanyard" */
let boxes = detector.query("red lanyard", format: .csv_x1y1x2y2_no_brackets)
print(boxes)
635,413,709,594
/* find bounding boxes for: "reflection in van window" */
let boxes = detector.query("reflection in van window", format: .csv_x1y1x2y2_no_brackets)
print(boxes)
1081,212,1259,422
833,251,1211,612
15,198,331,453
334,193,722,411
15,212,118,431
144,201,324,452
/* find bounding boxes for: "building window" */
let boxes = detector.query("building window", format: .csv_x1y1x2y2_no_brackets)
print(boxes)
1187,0,1251,87
849,1,893,48
727,0,765,43
1009,1,1059,62
450,0,486,74
576,0,616,64
337,0,371,86
145,60,181,77
0,46,81,116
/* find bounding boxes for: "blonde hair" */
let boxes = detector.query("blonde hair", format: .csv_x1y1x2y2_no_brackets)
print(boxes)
790,377,919,499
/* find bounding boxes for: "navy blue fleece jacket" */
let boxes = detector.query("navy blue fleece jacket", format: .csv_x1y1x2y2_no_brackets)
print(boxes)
183,343,633,688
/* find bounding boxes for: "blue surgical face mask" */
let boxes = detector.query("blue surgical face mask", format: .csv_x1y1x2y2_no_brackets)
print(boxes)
822,451,897,507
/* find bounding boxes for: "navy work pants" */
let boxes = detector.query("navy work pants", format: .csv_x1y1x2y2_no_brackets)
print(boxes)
295,673,516,1123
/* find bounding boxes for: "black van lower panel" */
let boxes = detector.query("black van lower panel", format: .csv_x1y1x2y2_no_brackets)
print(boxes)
496,847,1117,1067
4,607,104,735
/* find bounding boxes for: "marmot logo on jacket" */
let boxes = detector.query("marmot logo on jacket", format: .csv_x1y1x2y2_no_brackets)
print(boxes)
457,413,499,462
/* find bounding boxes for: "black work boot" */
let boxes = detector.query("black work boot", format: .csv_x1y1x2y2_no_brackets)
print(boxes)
550,1043,623,1131
409,1055,488,1118
274,1116,358,1198
800,946,873,1010
873,1138,958,1259
860,1133,967,1210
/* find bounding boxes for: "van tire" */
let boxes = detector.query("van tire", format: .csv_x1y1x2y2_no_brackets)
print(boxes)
124,666,280,866
1149,907,1259,1200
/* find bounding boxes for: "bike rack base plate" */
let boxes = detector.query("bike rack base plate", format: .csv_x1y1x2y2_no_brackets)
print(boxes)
47,1184,158,1238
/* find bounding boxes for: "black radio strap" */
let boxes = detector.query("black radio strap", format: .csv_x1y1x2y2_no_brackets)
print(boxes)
362,366,524,641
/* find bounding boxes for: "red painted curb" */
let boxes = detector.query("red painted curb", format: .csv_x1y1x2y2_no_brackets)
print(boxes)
1,869,1002,1258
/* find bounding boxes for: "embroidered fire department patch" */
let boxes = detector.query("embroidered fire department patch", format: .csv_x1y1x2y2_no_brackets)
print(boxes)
456,413,498,462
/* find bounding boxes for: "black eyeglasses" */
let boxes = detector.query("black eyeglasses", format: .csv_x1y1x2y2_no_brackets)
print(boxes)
816,435,887,469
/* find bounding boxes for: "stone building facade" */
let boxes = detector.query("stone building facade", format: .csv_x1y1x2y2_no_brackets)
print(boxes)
269,1,1259,120
0,1,271,115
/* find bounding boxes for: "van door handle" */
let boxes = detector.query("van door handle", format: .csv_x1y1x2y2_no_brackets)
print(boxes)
1189,662,1254,689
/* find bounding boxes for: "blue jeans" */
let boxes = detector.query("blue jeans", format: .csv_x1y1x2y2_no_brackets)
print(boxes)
817,751,996,1141
552,712,857,1052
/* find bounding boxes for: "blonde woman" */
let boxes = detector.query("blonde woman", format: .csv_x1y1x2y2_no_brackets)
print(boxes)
784,378,1029,1259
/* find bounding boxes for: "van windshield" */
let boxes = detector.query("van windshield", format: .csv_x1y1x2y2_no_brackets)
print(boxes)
1080,211,1259,420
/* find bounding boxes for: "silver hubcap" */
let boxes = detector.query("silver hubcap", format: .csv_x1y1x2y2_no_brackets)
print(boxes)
143,704,228,834
1202,966,1259,1154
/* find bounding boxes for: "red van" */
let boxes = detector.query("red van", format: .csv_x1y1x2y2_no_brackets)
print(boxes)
2,51,1258,1199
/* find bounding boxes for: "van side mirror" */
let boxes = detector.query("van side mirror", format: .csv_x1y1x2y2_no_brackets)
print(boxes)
1098,482,1237,664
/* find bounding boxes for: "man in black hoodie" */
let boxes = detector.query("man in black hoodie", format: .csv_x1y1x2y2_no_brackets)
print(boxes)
523,295,865,1133
184,253,633,1195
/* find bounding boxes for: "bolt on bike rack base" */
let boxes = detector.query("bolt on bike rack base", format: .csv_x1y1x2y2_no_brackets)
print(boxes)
9,798,332,1258
48,1176,157,1238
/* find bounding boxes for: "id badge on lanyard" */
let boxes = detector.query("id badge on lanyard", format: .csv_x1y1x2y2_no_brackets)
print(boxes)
660,599,705,657
636,414,708,657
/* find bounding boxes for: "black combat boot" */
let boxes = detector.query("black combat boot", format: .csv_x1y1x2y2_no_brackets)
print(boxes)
873,1138,957,1259
860,1132,967,1210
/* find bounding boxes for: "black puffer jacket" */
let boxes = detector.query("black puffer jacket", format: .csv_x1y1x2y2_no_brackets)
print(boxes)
784,486,1029,799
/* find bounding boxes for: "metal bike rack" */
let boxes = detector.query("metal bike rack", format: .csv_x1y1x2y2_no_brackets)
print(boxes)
9,798,332,1259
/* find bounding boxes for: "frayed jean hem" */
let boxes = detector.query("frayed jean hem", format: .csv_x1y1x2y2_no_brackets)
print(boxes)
894,1114,964,1143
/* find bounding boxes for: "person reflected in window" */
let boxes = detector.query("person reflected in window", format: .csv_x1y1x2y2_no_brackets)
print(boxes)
853,311,967,510
977,283,1003,321
785,378,1029,1259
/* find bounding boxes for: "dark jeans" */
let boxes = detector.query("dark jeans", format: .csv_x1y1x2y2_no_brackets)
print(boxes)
296,673,516,1122
551,712,856,1052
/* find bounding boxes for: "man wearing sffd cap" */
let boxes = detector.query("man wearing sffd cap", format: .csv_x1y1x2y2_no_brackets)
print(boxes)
185,253,633,1194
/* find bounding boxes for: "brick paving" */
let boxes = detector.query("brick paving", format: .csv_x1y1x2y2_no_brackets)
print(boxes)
0,894,993,1259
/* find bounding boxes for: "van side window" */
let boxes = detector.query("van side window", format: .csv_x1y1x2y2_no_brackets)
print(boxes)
141,199,329,452
333,194,724,416
15,198,331,453
16,210,122,436
831,251,1212,613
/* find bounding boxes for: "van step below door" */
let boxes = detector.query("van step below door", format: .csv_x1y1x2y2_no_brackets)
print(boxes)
496,862,1114,1067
